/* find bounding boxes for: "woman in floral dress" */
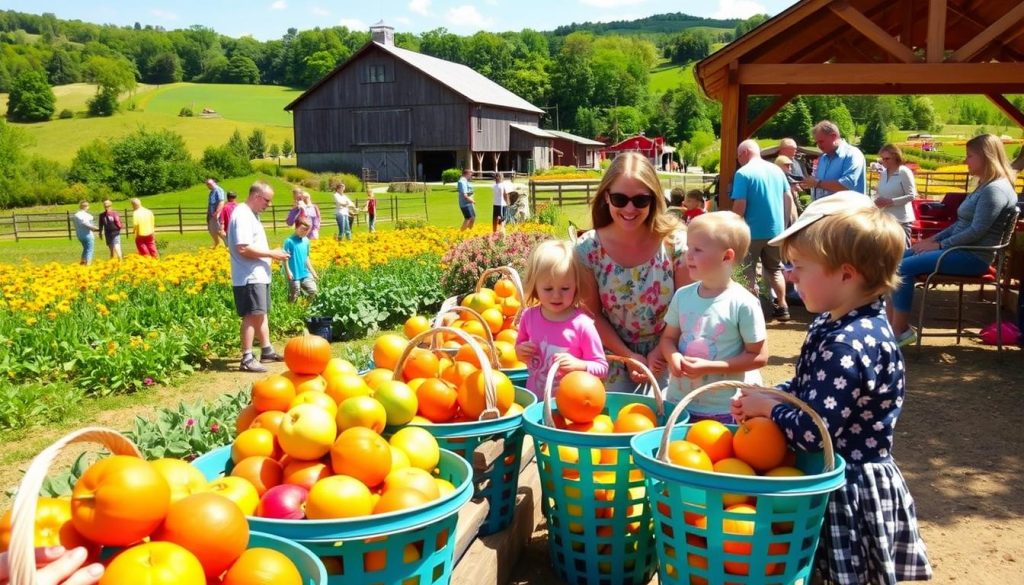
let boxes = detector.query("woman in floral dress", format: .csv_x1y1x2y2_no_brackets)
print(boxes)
575,152,692,393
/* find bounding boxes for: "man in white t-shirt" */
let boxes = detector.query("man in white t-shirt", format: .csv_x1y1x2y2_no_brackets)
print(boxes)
332,185,353,241
491,172,509,233
227,181,291,372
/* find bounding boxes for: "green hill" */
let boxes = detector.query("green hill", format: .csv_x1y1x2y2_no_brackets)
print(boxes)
649,60,696,93
552,12,740,38
1,83,300,164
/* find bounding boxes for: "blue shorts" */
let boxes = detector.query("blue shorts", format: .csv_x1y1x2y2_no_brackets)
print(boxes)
460,205,476,220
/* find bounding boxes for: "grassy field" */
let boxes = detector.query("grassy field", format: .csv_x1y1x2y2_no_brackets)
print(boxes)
1,83,299,164
649,59,695,93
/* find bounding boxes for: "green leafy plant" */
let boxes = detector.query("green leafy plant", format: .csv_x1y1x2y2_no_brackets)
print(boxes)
395,218,428,230
441,168,462,184
440,231,553,296
533,202,564,226
125,390,248,460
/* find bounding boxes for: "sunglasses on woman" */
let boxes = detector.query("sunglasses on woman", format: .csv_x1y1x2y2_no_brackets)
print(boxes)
607,192,654,209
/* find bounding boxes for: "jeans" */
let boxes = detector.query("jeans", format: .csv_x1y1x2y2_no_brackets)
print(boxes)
367,213,376,232
893,248,990,312
79,235,94,263
336,213,351,240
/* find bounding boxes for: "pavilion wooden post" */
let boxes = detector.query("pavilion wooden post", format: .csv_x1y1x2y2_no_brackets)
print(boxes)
717,61,742,211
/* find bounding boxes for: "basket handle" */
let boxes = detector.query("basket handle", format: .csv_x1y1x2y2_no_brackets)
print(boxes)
655,381,836,473
474,266,525,327
392,327,501,421
428,306,498,365
541,354,665,427
10,427,142,585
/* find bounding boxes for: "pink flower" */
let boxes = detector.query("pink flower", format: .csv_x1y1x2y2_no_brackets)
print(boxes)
210,423,221,433
185,418,195,428
143,377,154,386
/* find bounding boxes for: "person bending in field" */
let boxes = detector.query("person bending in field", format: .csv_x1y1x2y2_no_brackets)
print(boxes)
731,192,932,585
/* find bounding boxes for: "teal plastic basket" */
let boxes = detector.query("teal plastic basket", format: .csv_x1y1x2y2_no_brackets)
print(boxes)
249,531,329,585
393,325,536,536
629,380,847,585
192,445,473,585
521,356,679,585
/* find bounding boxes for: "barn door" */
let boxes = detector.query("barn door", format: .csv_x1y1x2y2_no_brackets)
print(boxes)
363,150,409,182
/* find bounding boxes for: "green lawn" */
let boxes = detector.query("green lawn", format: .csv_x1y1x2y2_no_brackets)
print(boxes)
138,83,301,127
649,59,695,93
0,82,159,115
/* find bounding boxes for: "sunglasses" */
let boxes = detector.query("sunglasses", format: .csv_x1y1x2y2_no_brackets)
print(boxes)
607,192,654,209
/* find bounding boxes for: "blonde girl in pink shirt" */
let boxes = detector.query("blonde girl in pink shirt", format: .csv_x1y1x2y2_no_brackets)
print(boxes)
515,240,609,400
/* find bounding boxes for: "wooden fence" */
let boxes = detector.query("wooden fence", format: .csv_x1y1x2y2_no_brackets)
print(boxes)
0,192,429,242
528,174,719,214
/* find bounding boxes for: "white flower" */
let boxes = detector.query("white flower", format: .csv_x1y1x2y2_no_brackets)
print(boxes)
865,437,878,448
852,340,863,351
833,377,847,390
851,449,863,461
803,430,816,443
887,362,896,373
810,351,818,362
880,400,892,409
836,333,846,342
864,335,877,347
860,318,873,329
823,396,837,409
878,383,889,394
850,423,862,434
839,355,854,368
866,379,875,390
808,389,818,400
873,421,885,431
875,364,884,374
857,395,871,407
817,369,827,381
837,438,848,449
852,388,861,399
860,410,874,421
841,407,852,419
878,447,889,457
861,355,872,367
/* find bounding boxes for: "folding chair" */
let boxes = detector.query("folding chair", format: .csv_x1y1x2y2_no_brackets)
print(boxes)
915,207,1021,352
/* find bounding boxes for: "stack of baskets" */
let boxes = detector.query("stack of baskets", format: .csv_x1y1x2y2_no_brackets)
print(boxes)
522,356,680,585
392,326,536,536
8,427,328,585
630,381,848,584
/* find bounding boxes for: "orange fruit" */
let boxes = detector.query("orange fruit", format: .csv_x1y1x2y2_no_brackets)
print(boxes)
460,319,488,341
283,335,331,375
555,371,606,424
500,296,521,317
613,411,656,433
712,458,757,506
232,428,281,463
282,459,332,490
494,278,517,298
101,541,205,585
151,458,208,503
441,360,477,386
374,486,432,514
383,467,440,500
666,440,713,471
330,427,392,488
374,380,419,426
365,542,421,573
251,375,295,413
153,493,250,578
336,395,388,433
362,368,394,391
202,476,260,516
235,404,259,434
404,315,431,339
617,402,658,425
480,308,505,334
322,357,358,380
416,377,459,422
249,410,286,435
493,340,519,368
289,390,338,417
0,497,92,553
325,373,373,403
733,417,787,473
389,426,440,472
372,333,408,371
402,347,440,381
222,547,302,585
281,371,326,394
230,456,283,496
305,475,373,519
722,504,757,575
457,370,514,419
686,419,735,463
495,329,518,344
71,455,171,546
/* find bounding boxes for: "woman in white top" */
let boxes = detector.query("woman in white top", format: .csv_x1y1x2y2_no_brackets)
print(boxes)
332,185,353,241
491,172,509,233
874,143,917,244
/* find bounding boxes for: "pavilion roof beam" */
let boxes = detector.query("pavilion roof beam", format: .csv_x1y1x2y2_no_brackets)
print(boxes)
985,94,1024,128
947,2,1024,62
744,95,794,137
828,0,918,63
927,0,947,62
737,62,1024,87
750,0,892,66
945,4,1024,60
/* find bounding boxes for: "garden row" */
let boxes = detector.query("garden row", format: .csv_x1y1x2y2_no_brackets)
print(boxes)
0,225,554,432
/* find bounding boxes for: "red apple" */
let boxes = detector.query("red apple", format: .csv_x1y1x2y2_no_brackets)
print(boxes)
256,484,308,519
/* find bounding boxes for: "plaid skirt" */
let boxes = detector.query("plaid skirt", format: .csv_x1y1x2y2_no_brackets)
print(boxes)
817,460,932,585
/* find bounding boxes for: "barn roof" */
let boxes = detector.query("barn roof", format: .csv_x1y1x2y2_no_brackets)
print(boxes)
546,130,605,146
285,41,544,114
509,123,556,138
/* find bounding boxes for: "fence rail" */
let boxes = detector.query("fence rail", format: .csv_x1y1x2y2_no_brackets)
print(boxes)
528,174,719,214
0,192,429,242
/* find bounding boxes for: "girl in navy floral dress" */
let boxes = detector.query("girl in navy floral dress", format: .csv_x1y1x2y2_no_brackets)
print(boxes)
732,193,932,585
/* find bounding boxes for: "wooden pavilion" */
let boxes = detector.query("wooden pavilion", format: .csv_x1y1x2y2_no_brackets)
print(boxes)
695,0,1024,207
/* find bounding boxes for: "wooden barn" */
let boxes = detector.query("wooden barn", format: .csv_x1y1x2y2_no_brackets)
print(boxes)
284,24,550,181
547,130,605,169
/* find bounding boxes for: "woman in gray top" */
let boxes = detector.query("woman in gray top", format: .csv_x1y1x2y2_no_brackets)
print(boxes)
890,134,1018,345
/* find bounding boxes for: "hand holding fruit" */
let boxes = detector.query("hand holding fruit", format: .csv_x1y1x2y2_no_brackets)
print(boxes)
552,353,587,376
0,546,102,585
515,341,538,362
730,389,781,420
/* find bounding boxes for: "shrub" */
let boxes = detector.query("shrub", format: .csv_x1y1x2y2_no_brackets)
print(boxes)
533,202,564,226
698,150,720,173
247,128,267,159
58,108,74,119
201,144,252,180
87,85,119,117
282,166,315,184
179,106,193,117
600,158,612,170
251,159,282,176
110,128,200,196
387,181,428,193
440,231,553,296
268,143,280,158
320,173,362,194
441,168,462,184
282,138,293,157
7,70,55,122
69,139,115,187
396,218,427,230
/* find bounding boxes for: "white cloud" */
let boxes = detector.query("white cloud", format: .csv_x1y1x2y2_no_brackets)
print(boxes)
339,18,368,30
311,6,330,16
579,0,645,8
711,0,767,19
150,9,178,20
269,0,287,10
445,5,493,28
409,0,431,16
395,16,413,25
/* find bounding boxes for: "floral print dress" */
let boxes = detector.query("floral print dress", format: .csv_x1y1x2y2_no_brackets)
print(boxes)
574,228,688,392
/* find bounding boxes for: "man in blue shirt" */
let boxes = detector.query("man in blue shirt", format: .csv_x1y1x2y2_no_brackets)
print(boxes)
206,178,227,248
731,139,794,321
456,169,476,230
801,120,866,199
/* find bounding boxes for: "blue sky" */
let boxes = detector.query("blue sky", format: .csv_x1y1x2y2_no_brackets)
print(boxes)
5,0,796,40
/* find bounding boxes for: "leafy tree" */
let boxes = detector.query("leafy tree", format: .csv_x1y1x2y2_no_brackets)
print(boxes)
602,106,647,143
201,144,251,179
909,96,938,132
268,143,280,158
550,33,596,131
110,128,200,196
670,84,714,143
301,51,336,86
680,129,715,171
47,49,81,85
246,128,267,159
572,106,601,138
68,139,115,186
282,138,293,157
227,129,248,160
148,52,183,84
224,55,261,84
420,28,466,64
860,113,889,154
83,55,137,94
87,86,119,116
826,102,856,142
735,14,770,38
666,30,711,64
7,70,56,122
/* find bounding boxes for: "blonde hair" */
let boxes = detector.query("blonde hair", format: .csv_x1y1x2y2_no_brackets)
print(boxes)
590,152,680,238
781,206,904,297
523,240,581,307
966,134,1016,185
687,211,751,262
878,143,905,165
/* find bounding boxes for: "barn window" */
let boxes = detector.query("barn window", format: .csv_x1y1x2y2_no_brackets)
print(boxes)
367,64,387,83
476,106,482,132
